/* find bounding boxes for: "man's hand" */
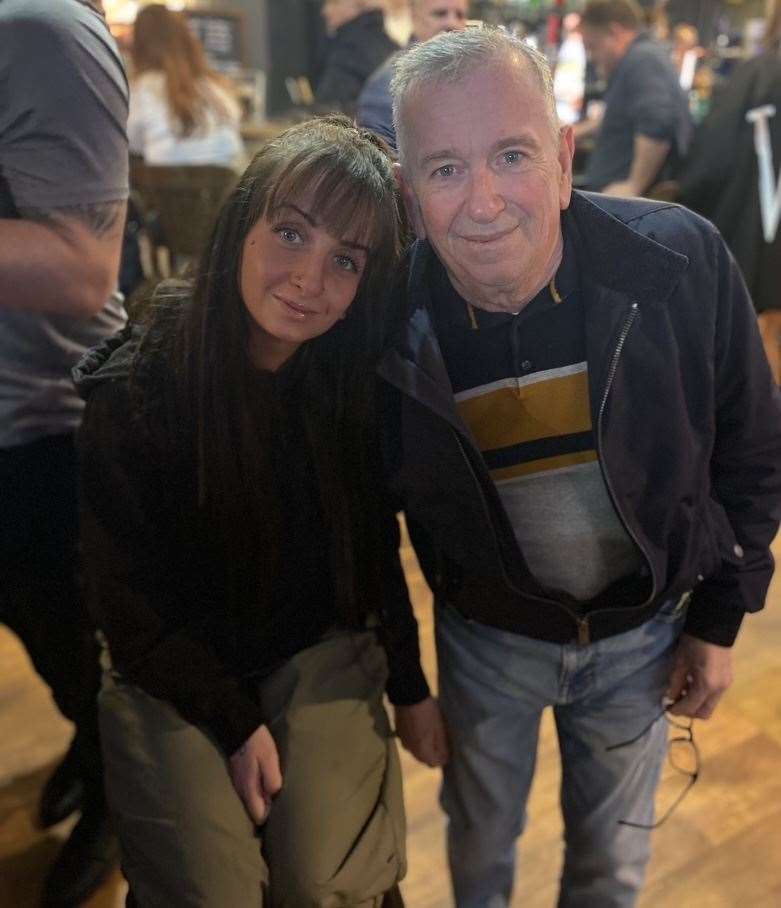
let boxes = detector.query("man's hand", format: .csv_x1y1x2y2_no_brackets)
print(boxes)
600,180,638,198
394,697,450,768
228,724,283,825
666,634,733,720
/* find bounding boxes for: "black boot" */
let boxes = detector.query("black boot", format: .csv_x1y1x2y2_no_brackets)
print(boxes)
40,797,119,908
39,736,84,828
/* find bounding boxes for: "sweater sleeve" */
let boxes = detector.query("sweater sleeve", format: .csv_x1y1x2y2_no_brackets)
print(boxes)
78,379,266,755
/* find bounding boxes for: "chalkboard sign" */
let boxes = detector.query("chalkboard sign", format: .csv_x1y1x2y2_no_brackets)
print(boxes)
185,8,244,71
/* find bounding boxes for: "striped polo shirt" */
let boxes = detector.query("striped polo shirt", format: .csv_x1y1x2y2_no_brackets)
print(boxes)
429,243,642,603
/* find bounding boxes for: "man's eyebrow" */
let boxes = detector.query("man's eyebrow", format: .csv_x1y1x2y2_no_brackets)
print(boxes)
492,134,541,153
417,133,542,169
418,149,459,168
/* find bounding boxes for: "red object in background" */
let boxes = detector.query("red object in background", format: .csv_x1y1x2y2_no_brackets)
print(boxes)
547,0,566,47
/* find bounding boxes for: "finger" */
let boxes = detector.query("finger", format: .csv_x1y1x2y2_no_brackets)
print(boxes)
667,680,707,718
694,689,725,721
432,721,450,767
425,733,450,768
665,657,690,703
421,735,440,768
259,749,283,797
241,776,271,825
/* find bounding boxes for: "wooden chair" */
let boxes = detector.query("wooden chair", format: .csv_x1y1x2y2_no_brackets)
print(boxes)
129,160,237,276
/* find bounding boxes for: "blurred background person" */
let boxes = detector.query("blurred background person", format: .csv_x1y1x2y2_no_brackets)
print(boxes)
0,0,127,905
553,11,588,126
671,22,704,89
575,0,692,196
358,0,469,150
677,0,781,384
128,3,242,167
315,0,399,112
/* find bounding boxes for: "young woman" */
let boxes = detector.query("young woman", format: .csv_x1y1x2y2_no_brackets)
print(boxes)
75,116,420,907
128,3,242,167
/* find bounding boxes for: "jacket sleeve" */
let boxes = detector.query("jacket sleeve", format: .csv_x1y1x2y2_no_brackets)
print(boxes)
78,379,266,755
685,230,781,645
376,502,431,706
314,34,369,109
356,62,398,152
374,377,431,705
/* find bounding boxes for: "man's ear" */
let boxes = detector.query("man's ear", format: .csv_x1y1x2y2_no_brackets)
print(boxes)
558,125,575,211
394,162,427,240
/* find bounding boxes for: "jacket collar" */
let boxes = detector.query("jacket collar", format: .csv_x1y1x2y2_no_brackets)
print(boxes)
565,192,689,307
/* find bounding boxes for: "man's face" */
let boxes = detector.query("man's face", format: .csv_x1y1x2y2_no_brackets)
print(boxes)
399,60,573,311
580,23,624,75
412,0,469,43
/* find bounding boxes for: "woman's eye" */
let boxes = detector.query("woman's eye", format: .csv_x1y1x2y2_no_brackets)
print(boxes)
275,227,302,244
335,254,359,273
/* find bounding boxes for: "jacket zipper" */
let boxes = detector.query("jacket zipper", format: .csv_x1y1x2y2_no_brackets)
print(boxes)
450,300,652,646
595,302,657,612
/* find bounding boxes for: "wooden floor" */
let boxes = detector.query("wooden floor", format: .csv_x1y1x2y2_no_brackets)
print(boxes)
1,533,780,908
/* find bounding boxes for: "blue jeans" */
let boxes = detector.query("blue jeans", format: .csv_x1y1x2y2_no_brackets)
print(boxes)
436,597,688,908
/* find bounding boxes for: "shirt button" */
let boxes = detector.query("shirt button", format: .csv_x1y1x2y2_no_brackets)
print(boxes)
521,360,532,371
733,543,744,558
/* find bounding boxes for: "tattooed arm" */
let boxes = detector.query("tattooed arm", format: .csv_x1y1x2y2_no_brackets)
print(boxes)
0,199,127,317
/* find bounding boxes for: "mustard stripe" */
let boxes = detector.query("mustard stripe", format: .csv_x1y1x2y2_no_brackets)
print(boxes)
457,370,592,452
490,450,598,482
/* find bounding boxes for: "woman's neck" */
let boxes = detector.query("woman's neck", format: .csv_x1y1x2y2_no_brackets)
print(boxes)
248,333,300,373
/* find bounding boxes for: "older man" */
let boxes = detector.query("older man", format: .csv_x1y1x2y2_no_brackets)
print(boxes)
382,27,781,908
357,0,468,150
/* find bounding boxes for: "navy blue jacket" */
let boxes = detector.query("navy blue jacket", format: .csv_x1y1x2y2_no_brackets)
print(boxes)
379,192,781,656
315,11,398,112
357,48,403,151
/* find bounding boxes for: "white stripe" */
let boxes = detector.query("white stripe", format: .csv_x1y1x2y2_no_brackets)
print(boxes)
454,362,588,403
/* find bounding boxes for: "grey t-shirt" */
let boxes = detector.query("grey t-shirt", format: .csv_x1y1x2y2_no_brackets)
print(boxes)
585,34,692,191
0,0,129,448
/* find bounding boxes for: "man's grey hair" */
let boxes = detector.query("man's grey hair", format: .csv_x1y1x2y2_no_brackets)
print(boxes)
390,27,559,167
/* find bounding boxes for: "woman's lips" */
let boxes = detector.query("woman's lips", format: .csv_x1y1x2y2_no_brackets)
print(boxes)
274,294,316,319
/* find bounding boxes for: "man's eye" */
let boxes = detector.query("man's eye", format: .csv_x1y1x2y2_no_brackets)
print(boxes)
434,164,456,178
502,151,524,166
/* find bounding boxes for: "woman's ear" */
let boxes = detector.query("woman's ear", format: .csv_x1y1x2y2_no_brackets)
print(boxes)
393,162,426,240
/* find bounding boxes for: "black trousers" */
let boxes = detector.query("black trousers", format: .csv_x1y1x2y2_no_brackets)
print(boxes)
0,432,103,791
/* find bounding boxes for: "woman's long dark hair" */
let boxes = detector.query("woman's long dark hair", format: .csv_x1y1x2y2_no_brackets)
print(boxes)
135,116,403,627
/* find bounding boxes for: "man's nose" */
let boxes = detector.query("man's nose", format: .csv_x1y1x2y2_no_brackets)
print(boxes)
466,167,505,224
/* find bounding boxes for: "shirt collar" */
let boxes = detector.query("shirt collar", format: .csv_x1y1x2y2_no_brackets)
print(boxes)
429,230,578,332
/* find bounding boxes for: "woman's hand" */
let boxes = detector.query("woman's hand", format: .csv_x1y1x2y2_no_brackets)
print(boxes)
394,697,450,768
228,724,283,825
